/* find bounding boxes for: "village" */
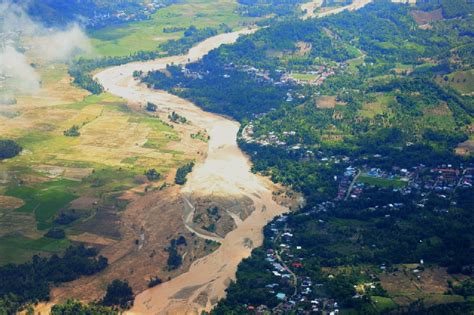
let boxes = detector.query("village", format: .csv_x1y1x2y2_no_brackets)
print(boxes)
83,0,166,28
238,162,473,314
181,60,339,92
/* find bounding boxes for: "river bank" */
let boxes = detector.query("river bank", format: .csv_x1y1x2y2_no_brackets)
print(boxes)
95,28,294,314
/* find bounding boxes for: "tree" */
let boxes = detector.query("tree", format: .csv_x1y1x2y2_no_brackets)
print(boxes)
146,102,157,112
45,228,66,239
167,246,183,270
51,299,116,315
101,280,134,309
175,162,195,185
0,245,108,313
64,125,81,137
147,277,162,288
0,140,22,160
144,169,161,181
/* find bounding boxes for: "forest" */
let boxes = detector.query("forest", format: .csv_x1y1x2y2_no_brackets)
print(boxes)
18,0,177,29
0,245,108,313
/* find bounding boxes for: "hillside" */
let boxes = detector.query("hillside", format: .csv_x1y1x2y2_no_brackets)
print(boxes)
141,2,474,313
11,0,170,28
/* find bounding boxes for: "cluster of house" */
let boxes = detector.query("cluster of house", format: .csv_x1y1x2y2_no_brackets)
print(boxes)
243,161,473,313
335,166,357,200
85,0,165,28
241,126,292,147
336,162,474,209
241,124,312,154
414,165,473,206
251,217,341,314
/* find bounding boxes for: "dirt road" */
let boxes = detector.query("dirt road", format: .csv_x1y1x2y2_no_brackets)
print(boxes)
95,28,291,314
301,0,324,20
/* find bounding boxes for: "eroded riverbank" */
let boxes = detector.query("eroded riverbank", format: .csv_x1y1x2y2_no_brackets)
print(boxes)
95,28,293,314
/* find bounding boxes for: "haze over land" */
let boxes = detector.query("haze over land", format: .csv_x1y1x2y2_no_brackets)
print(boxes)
0,1,90,95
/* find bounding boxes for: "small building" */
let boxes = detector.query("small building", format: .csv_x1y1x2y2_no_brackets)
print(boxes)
276,293,286,300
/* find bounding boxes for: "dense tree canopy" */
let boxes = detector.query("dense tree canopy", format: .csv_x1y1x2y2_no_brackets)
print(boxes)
0,140,22,160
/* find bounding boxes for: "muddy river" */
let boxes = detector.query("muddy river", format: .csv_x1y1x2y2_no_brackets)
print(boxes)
95,29,291,315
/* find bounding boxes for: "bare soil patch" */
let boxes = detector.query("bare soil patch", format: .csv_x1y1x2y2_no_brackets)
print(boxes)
63,167,94,181
0,195,25,210
456,139,474,156
423,102,451,117
69,196,100,210
295,41,312,56
51,186,217,303
316,95,345,109
411,9,443,26
379,266,461,306
69,232,118,246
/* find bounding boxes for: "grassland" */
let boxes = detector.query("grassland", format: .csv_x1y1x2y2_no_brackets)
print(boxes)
290,72,318,81
371,296,397,312
359,94,393,118
436,69,474,95
89,0,257,57
0,0,256,266
0,61,190,264
0,235,70,265
358,175,407,188
5,180,79,230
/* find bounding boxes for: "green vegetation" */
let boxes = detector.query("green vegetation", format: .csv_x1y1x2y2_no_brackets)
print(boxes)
0,235,70,266
101,280,134,310
144,2,473,204
213,186,474,313
439,0,474,19
141,2,474,313
51,299,117,315
146,102,158,112
452,279,474,298
160,24,229,55
357,176,407,188
89,0,257,57
0,140,22,160
5,180,77,230
168,111,187,124
0,245,107,314
437,69,474,94
144,168,161,181
147,277,163,288
237,0,307,18
63,125,81,137
166,237,186,270
191,130,209,142
175,162,195,185
69,69,104,94
5,180,78,230
44,228,66,239
0,91,184,266
24,0,167,28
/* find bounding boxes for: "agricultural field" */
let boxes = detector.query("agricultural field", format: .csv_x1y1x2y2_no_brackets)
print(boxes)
436,69,474,95
358,94,393,119
379,266,467,307
0,62,192,265
89,0,258,56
